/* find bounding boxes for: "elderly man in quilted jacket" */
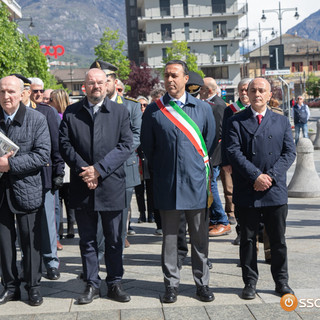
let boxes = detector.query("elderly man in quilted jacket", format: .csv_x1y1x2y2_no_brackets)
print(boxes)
0,76,51,306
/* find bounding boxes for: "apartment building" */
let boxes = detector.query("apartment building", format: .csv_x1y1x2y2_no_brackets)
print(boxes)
126,0,248,101
1,0,22,20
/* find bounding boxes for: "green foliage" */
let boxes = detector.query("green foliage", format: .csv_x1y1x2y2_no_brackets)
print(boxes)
161,41,205,78
0,3,60,89
306,73,320,98
94,28,131,80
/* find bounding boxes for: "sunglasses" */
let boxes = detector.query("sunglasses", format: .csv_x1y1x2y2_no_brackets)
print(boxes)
141,103,148,107
32,89,44,94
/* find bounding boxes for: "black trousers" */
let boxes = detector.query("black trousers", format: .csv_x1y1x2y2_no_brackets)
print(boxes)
75,209,123,289
238,204,289,286
0,196,42,291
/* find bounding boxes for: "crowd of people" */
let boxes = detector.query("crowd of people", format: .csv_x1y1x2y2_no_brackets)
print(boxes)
0,58,300,306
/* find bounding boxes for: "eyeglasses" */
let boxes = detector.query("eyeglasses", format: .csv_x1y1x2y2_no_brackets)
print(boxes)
32,89,44,94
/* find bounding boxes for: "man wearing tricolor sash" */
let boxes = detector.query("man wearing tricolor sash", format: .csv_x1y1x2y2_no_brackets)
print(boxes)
141,60,216,303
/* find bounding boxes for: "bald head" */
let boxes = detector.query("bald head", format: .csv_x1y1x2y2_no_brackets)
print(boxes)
84,68,107,104
200,77,218,100
247,78,272,112
0,76,24,115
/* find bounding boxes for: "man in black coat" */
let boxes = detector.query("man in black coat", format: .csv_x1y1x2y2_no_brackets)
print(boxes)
0,76,51,306
226,78,296,299
59,68,133,304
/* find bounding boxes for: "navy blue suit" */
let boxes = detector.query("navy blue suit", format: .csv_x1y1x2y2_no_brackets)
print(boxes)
226,107,296,286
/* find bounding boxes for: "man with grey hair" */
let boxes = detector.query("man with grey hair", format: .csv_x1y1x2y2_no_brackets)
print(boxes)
28,77,44,104
293,95,310,144
221,77,252,245
150,88,166,102
0,75,51,306
28,77,65,281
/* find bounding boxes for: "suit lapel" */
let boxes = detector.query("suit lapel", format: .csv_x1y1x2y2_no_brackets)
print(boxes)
239,108,258,134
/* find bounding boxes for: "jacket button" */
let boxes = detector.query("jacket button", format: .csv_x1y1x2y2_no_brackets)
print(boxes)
268,135,272,139
252,152,256,155
269,152,273,155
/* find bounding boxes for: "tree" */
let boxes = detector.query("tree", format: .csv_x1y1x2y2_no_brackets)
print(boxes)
126,62,160,98
162,40,205,77
306,73,320,98
94,28,131,80
0,3,61,88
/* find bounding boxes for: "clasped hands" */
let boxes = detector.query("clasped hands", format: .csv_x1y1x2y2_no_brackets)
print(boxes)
79,166,100,190
254,173,273,192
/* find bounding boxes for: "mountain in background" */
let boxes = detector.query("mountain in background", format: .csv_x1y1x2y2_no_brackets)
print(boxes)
286,9,320,42
17,0,127,67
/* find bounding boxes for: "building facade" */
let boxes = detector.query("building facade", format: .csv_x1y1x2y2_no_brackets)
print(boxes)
126,0,248,101
248,34,320,98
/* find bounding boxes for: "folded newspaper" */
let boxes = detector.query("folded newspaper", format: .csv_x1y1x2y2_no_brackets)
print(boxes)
0,131,19,177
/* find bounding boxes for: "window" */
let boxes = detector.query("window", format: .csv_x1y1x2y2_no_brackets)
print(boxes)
160,0,170,16
184,23,190,40
214,45,227,62
201,66,229,79
213,21,227,38
72,83,81,91
162,48,167,59
161,24,172,41
291,62,303,72
130,0,135,6
212,0,226,13
183,0,188,15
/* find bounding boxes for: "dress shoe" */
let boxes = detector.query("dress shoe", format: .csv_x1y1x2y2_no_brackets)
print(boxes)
138,212,146,223
57,240,63,250
163,287,178,303
66,224,75,238
196,285,215,302
77,284,100,304
232,234,241,245
207,259,213,270
47,267,60,280
275,283,294,296
241,283,256,300
28,288,43,306
209,224,231,237
228,215,237,225
107,283,131,302
0,288,21,305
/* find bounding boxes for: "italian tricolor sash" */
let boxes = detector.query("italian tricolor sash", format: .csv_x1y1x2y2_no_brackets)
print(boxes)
155,99,210,195
229,99,245,114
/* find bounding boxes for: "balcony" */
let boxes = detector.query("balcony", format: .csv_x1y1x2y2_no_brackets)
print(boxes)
138,3,247,20
138,29,244,46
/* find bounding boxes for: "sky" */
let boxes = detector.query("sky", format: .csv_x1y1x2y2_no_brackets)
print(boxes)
240,0,319,45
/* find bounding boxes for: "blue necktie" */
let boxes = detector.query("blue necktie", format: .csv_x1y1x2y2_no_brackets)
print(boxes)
175,100,183,107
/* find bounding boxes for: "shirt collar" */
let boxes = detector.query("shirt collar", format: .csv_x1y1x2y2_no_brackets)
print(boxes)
168,92,187,106
207,94,216,101
3,105,20,122
250,106,267,118
88,100,104,108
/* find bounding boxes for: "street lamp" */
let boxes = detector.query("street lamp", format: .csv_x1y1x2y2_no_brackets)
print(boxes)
14,17,35,29
249,23,275,76
261,2,299,45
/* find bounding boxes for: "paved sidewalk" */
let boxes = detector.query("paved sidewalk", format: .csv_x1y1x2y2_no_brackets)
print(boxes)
0,110,319,319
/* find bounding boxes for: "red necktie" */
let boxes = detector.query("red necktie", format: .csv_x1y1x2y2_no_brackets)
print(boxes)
256,114,263,125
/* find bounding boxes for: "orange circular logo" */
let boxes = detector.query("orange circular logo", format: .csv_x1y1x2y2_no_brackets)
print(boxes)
280,294,298,311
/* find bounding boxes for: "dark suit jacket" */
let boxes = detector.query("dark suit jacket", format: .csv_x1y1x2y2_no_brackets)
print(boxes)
35,103,64,189
226,107,296,208
114,95,142,189
59,96,132,211
207,95,227,166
